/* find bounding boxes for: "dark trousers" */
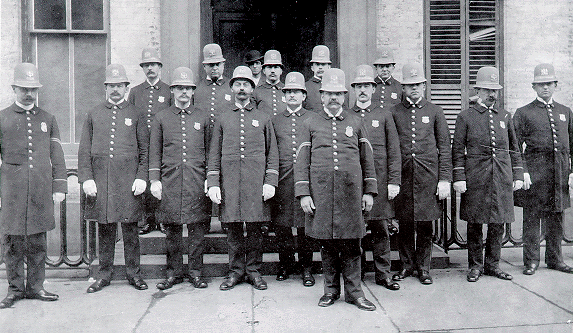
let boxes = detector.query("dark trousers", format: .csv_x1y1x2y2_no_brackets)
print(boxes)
226,222,263,278
3,232,47,296
397,220,433,272
319,239,364,301
97,222,141,281
523,208,564,266
275,226,314,272
467,223,504,271
140,191,160,228
365,219,392,279
164,221,209,278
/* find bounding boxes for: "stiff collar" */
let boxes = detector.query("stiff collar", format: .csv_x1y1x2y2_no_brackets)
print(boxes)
174,100,191,111
310,76,321,83
375,76,394,85
205,76,225,86
535,97,554,108
355,100,372,110
476,98,497,113
322,107,344,120
403,97,426,108
283,105,305,117
233,100,254,112
15,101,35,111
105,99,129,109
260,80,285,89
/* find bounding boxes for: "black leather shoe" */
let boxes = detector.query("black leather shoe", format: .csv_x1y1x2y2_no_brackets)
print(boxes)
318,293,339,307
523,263,538,275
87,279,110,293
128,278,149,290
346,297,376,311
418,270,433,285
547,263,573,274
191,276,208,288
27,289,59,301
376,277,400,290
156,276,183,290
302,269,315,287
484,267,513,280
276,267,289,281
219,274,242,291
139,223,154,235
467,268,481,282
0,294,23,309
392,268,413,281
247,276,268,290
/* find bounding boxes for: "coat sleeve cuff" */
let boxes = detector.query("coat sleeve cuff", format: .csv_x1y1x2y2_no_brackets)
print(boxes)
207,170,220,187
453,167,466,182
512,166,524,181
52,179,68,194
363,178,378,196
149,168,160,181
295,181,310,198
264,169,279,187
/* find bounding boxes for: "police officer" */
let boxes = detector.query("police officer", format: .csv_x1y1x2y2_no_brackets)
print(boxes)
295,68,378,311
149,67,212,290
194,43,233,126
303,45,332,112
350,65,401,290
514,63,573,275
0,63,67,309
79,64,149,293
453,66,524,283
255,50,287,116
372,46,402,109
207,66,279,291
244,50,264,87
128,47,171,235
270,72,315,286
391,63,452,285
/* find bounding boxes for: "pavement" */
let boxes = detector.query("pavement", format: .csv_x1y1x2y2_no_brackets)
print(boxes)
0,247,572,333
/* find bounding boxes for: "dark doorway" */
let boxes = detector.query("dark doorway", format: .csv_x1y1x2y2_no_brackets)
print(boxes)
209,0,337,80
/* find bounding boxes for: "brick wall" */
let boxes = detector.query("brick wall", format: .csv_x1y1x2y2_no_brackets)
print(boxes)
0,0,21,109
504,0,573,113
376,0,424,82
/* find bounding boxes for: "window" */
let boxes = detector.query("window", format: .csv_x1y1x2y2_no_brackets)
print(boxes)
33,0,106,32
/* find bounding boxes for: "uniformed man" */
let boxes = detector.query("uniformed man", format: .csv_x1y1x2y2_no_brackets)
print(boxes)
270,72,315,286
207,66,279,291
0,63,67,309
79,64,149,293
391,62,452,285
149,67,212,290
452,66,524,283
194,43,233,126
372,46,402,109
128,47,171,235
303,45,332,112
255,50,287,116
514,63,573,275
244,50,264,87
295,68,378,311
350,65,401,290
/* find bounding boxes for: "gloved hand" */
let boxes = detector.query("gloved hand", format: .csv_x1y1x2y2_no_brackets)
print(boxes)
208,186,221,204
83,179,97,197
569,173,573,189
53,192,65,202
453,181,467,193
387,184,400,200
513,180,523,191
132,179,146,196
436,180,451,200
150,180,162,200
523,173,532,190
362,194,374,212
204,180,208,194
262,184,275,201
300,196,315,214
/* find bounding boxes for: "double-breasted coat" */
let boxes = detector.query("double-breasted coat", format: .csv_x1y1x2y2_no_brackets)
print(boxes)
513,99,573,212
303,77,322,112
128,79,172,131
372,76,402,110
0,104,67,235
207,101,279,223
352,104,401,220
193,77,233,125
149,105,211,224
78,100,149,224
294,109,378,239
270,107,313,227
452,103,523,224
254,81,287,116
391,98,452,222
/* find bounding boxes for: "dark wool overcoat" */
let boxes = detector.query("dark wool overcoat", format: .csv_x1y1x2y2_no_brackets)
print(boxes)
193,77,233,125
128,79,172,130
372,76,402,110
254,81,286,116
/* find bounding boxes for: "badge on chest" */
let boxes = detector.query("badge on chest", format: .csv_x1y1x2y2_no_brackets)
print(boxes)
252,119,259,127
158,96,165,103
372,120,379,128
125,118,132,126
41,122,48,132
346,126,353,137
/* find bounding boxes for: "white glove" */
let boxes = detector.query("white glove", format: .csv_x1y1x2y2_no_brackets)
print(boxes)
204,180,208,194
436,181,451,200
513,180,524,191
387,184,400,200
208,186,221,204
132,179,146,196
523,173,532,190
262,184,275,201
568,173,573,189
83,179,97,197
362,194,374,212
453,181,467,194
53,192,65,202
150,180,162,200
300,196,315,214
